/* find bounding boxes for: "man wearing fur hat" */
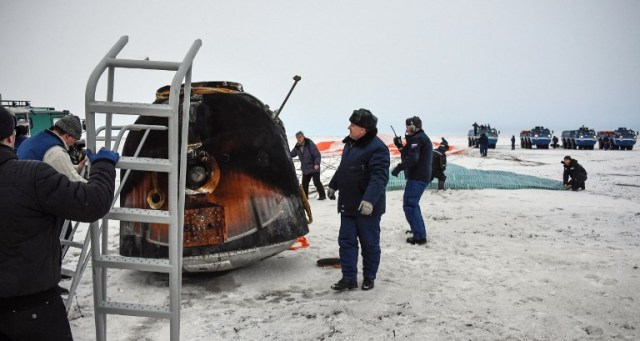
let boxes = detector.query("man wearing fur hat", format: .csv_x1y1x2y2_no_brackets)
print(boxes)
391,116,433,245
0,105,118,340
327,108,390,291
18,114,87,182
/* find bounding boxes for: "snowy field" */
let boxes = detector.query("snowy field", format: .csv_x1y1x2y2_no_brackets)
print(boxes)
66,136,640,340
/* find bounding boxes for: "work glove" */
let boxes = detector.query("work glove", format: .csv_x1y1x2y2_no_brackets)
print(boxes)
393,136,403,150
358,200,373,216
87,147,120,165
327,187,336,200
391,165,402,177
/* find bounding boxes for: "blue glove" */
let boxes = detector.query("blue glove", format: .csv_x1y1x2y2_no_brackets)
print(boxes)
87,147,119,165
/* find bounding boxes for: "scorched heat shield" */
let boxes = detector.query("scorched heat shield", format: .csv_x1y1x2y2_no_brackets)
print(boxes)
119,82,309,272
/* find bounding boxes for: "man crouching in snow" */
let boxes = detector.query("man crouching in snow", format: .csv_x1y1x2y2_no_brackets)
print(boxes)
562,155,587,191
326,108,390,291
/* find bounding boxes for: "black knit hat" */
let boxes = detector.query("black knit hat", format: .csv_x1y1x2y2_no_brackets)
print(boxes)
349,108,377,130
0,106,17,140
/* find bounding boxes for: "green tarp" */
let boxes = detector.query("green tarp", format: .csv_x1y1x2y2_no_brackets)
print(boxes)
387,163,563,191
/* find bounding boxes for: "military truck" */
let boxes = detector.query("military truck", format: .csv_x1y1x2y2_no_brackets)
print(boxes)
468,124,499,149
519,126,552,149
599,128,637,150
1,98,74,136
561,126,597,150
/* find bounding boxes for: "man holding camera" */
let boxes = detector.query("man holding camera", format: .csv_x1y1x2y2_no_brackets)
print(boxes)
1,105,118,340
18,114,87,182
391,116,433,245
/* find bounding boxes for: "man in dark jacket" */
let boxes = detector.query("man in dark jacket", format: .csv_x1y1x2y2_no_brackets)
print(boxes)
562,155,587,191
391,116,433,245
327,109,390,291
479,133,489,156
291,131,326,200
0,105,118,340
432,138,448,191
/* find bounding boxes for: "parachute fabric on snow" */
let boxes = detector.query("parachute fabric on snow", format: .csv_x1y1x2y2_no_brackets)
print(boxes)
387,163,564,191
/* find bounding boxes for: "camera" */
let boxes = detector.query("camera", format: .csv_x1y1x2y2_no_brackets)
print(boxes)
69,139,86,165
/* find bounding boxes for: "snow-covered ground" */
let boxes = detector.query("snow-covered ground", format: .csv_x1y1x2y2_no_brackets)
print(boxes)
66,136,640,340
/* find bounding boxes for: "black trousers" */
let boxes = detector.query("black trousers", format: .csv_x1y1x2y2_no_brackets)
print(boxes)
0,288,72,341
568,178,586,190
302,172,326,199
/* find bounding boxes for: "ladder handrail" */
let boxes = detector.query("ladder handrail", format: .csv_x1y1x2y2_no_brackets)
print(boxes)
85,35,201,341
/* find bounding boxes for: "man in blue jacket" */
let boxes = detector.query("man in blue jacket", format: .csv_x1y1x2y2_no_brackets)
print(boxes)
291,131,327,200
392,116,433,245
327,108,390,291
0,105,119,340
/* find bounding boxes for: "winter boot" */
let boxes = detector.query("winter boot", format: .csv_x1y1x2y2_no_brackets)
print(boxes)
331,279,357,291
437,180,445,191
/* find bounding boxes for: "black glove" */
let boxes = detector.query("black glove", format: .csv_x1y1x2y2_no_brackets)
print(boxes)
391,165,401,177
393,136,403,150
87,147,120,165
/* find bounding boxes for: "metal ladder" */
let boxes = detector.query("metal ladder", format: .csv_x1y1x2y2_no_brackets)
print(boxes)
84,35,201,341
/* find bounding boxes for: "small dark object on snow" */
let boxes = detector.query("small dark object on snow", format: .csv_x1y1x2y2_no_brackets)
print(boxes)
317,258,341,268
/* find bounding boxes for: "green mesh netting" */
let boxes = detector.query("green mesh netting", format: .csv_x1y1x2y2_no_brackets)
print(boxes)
387,163,564,191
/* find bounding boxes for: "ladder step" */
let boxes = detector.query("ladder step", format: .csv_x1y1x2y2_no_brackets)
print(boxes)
87,101,174,117
106,58,181,71
97,301,172,319
60,239,84,249
94,254,172,273
117,156,172,172
107,207,172,224
61,268,76,278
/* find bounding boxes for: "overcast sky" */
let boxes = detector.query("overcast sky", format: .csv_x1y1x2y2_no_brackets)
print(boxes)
1,0,639,138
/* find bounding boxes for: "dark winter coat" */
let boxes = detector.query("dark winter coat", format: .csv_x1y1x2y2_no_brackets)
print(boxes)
395,129,433,182
431,149,446,180
291,138,321,175
0,145,115,298
479,134,489,147
329,130,390,216
563,158,587,184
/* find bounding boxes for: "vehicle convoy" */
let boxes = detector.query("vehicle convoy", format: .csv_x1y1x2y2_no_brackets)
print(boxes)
519,126,552,149
119,81,309,272
561,126,597,150
1,97,75,136
468,123,499,149
597,127,637,150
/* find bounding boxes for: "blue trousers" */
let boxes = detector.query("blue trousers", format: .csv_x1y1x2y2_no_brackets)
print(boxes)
338,214,382,282
403,179,428,240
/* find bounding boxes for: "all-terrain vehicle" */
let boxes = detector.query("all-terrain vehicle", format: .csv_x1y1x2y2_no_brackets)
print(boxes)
468,124,499,148
561,126,597,150
519,126,552,149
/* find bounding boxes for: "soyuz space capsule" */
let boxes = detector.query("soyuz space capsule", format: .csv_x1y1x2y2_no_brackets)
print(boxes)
119,81,309,271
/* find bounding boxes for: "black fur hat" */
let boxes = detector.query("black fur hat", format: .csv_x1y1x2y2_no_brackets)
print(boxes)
405,116,422,129
0,106,17,140
349,108,377,130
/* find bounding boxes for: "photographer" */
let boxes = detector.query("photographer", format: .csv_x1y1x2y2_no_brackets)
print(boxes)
18,114,87,182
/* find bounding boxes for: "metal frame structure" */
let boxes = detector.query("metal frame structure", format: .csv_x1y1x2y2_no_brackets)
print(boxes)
84,35,201,340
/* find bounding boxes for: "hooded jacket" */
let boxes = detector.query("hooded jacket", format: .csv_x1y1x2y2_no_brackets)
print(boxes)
0,145,115,298
328,129,390,216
